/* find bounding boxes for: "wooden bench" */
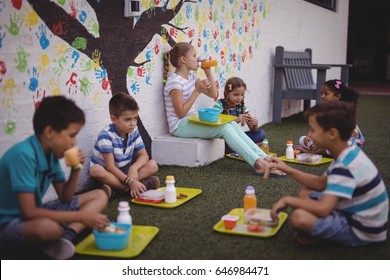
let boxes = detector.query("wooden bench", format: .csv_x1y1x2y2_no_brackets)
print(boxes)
272,46,352,124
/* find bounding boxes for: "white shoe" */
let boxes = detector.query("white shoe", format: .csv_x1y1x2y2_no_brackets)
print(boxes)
40,238,75,260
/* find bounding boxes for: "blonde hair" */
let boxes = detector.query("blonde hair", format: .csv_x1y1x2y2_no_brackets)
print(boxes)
163,42,194,82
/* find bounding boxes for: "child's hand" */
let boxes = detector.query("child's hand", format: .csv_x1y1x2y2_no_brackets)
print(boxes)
270,198,288,222
78,148,85,165
268,156,288,172
130,180,147,198
195,78,211,94
81,212,110,231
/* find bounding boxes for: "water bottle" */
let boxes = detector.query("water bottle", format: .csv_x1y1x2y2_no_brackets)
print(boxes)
286,140,294,160
243,186,257,213
164,175,177,204
261,139,270,154
117,201,132,225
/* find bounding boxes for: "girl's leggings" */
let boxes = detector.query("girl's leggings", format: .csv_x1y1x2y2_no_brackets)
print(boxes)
173,119,267,166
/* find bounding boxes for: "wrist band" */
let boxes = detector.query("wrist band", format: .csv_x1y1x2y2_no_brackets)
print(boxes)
123,176,129,184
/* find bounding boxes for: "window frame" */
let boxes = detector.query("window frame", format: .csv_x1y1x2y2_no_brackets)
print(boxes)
304,0,337,12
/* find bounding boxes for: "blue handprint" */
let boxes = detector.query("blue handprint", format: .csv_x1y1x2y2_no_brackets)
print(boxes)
0,26,6,48
146,75,152,86
219,72,226,88
28,67,39,92
215,40,220,53
130,81,140,95
202,29,209,39
229,0,234,4
145,49,153,60
185,5,192,20
95,67,107,80
79,11,87,23
203,44,208,53
237,59,242,71
36,24,51,50
70,49,80,68
219,20,224,31
209,0,214,4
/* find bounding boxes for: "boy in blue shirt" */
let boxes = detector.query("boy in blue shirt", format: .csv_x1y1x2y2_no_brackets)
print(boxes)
89,93,159,198
270,101,388,246
0,96,110,259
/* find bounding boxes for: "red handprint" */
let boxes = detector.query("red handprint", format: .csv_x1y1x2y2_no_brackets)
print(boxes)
154,44,160,55
52,21,63,36
137,66,145,77
188,29,195,38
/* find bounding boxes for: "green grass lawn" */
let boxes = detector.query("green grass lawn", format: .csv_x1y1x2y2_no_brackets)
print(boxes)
2,95,390,260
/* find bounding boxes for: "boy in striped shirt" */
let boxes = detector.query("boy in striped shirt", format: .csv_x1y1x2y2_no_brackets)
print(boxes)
89,93,159,198
270,101,388,246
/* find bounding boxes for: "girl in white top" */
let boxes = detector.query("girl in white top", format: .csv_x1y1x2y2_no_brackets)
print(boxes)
163,42,283,175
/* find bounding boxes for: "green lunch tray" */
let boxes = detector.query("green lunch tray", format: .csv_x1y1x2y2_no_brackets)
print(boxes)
131,187,202,208
279,155,332,166
213,208,288,238
75,225,159,258
187,114,236,126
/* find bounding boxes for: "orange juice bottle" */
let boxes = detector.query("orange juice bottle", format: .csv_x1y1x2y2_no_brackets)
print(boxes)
198,59,218,68
243,186,257,213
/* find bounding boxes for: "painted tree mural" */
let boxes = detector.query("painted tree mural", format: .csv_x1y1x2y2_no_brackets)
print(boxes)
1,0,269,155
27,0,203,155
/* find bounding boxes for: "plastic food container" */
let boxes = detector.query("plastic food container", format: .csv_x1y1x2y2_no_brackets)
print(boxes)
93,222,131,250
198,108,221,123
244,208,278,227
295,153,322,163
221,215,239,229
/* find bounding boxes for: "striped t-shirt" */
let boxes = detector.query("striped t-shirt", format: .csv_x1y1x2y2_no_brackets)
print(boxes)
325,145,388,242
163,72,198,133
213,99,248,116
90,124,145,169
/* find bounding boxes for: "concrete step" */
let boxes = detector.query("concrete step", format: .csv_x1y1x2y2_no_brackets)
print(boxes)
152,134,225,167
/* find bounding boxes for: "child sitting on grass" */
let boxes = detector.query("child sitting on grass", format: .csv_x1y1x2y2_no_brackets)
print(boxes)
270,101,388,246
213,77,266,153
0,96,110,259
89,93,160,198
295,79,365,155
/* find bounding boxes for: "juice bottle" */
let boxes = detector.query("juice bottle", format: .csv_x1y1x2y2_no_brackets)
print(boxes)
261,139,270,154
198,59,218,68
243,186,257,213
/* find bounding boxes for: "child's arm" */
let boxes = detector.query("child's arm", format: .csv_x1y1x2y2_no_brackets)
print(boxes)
127,149,150,197
170,88,200,118
18,192,109,229
201,67,218,99
54,148,85,203
270,157,327,191
271,193,339,221
102,152,129,185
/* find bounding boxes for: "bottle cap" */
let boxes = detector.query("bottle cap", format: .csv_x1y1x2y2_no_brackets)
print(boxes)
166,175,175,181
245,185,255,194
118,201,130,211
263,139,268,144
287,140,293,144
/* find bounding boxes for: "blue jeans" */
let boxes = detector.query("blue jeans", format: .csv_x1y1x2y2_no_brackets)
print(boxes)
173,119,267,166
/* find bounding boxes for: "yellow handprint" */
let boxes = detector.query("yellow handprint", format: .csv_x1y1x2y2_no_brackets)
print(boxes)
22,6,39,27
92,49,101,70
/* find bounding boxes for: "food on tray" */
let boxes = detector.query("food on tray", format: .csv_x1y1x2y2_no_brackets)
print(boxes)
244,208,278,227
295,153,322,163
247,224,264,232
139,189,165,200
177,193,188,199
102,223,126,234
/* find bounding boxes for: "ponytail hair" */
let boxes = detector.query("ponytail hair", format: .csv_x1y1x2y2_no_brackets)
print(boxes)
324,79,359,107
163,42,194,84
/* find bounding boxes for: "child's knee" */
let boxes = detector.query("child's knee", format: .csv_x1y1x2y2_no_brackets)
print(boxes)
290,209,312,230
148,159,159,173
89,164,104,180
27,219,63,241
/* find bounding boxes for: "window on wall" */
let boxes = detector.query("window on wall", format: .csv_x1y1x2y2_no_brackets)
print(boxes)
304,0,337,11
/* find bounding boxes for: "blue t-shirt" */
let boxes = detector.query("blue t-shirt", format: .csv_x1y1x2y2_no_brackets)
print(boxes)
0,135,65,224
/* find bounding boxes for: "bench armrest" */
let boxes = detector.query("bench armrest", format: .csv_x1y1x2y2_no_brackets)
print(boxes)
274,64,331,70
329,64,353,68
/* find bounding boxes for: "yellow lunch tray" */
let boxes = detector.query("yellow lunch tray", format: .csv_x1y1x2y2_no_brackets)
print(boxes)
225,152,277,161
279,155,332,166
131,187,202,208
75,225,159,258
187,114,236,126
213,208,288,238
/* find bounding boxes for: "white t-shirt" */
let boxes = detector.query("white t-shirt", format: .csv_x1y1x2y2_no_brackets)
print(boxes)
163,72,198,133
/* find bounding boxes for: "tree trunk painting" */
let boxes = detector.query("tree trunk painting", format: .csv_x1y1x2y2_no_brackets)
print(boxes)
27,0,196,156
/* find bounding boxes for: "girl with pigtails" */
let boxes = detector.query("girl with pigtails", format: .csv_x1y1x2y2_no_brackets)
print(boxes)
163,42,285,176
213,77,266,151
295,79,365,155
